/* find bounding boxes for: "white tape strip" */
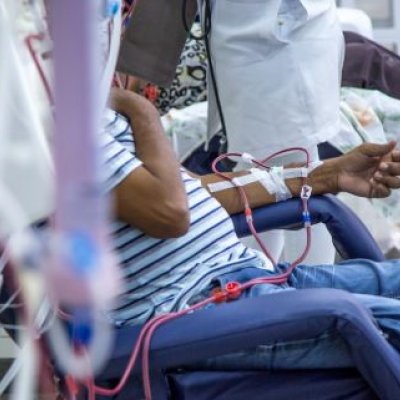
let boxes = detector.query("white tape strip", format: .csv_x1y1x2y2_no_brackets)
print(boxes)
249,168,277,194
207,166,277,193
207,161,322,197
270,167,292,201
282,161,323,180
207,173,260,193
283,168,308,179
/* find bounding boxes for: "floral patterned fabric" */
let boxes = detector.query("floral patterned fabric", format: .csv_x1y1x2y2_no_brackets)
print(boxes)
151,25,208,115
331,88,400,231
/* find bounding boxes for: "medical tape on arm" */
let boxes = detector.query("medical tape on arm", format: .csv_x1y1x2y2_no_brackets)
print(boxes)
249,168,277,194
243,167,292,201
270,161,322,201
207,161,323,197
283,161,323,179
269,167,292,201
207,169,280,196
207,173,261,193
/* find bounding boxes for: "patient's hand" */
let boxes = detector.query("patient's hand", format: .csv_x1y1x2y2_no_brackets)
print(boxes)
108,87,156,117
336,141,400,198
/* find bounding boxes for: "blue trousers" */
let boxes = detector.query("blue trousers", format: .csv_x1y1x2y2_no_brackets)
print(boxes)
193,258,400,370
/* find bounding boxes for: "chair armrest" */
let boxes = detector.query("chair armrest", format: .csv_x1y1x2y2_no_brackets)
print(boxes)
98,289,400,400
231,195,384,261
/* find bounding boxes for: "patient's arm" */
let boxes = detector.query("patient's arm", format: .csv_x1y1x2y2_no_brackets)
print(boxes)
199,142,400,215
199,161,338,215
109,88,190,238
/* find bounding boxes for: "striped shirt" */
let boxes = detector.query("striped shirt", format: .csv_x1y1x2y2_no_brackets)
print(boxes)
102,110,272,326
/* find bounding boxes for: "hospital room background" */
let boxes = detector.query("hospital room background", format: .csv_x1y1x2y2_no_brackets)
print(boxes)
1,0,400,399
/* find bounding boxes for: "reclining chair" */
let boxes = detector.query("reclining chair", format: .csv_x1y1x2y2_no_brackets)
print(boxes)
83,196,400,400
2,195,399,400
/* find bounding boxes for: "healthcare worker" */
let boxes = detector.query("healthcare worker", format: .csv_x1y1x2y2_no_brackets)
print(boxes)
207,0,344,263
207,0,344,158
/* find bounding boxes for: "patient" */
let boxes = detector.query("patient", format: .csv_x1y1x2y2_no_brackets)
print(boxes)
104,88,400,369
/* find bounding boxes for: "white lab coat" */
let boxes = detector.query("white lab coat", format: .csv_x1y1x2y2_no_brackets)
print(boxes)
207,0,344,158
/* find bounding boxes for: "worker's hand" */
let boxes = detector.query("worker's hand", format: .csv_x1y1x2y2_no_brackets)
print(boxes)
337,141,400,198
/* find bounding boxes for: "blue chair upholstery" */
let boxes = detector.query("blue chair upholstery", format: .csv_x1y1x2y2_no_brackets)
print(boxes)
0,195,391,398
96,289,400,400
168,369,377,400
88,195,394,400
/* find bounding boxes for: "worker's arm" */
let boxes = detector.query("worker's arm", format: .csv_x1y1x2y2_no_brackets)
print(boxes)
109,88,190,238
198,142,400,215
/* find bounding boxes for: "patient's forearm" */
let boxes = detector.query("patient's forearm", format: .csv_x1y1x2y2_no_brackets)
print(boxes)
200,160,339,215
109,89,189,237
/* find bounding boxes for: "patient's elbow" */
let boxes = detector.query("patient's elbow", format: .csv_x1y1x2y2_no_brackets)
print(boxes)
115,188,190,238
157,200,190,238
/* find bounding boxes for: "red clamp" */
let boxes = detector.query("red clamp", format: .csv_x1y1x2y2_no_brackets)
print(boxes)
245,207,253,224
143,84,159,103
225,281,242,301
212,282,242,304
212,288,228,304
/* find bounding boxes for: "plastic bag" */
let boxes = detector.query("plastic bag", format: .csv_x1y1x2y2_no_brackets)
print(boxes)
161,101,208,161
0,1,54,236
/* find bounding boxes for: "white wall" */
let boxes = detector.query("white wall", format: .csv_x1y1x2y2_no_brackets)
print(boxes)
374,0,400,52
338,0,400,52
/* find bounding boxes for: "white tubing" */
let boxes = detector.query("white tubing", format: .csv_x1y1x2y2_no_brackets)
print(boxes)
100,1,122,113
0,353,23,396
0,299,51,397
11,331,37,400
0,290,20,316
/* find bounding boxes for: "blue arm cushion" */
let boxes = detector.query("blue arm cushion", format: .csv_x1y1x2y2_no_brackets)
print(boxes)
96,289,400,400
231,194,384,262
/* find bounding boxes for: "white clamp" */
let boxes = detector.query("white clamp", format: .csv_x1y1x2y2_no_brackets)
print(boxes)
241,153,255,164
301,185,313,200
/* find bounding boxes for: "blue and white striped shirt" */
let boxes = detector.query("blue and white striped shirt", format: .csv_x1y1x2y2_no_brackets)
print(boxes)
102,110,271,326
